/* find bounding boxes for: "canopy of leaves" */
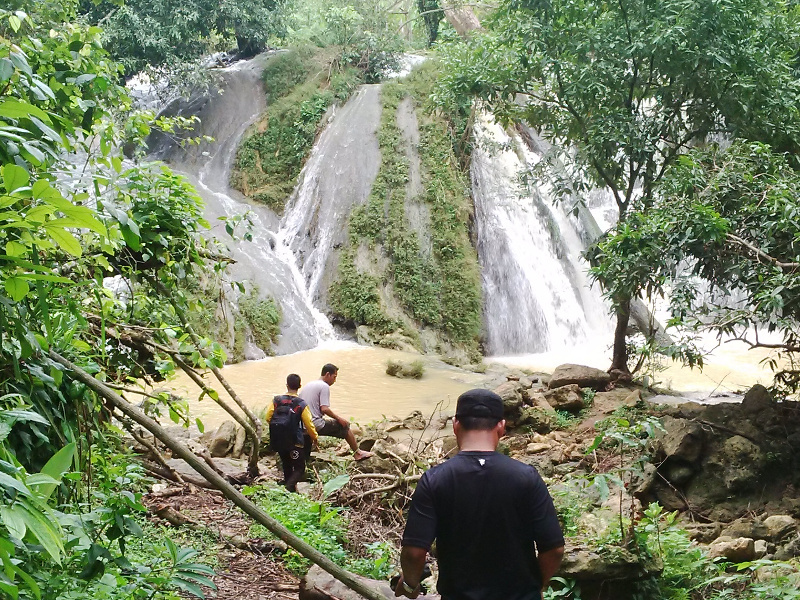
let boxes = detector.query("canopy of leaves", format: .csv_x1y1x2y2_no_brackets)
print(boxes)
591,141,800,393
436,0,800,214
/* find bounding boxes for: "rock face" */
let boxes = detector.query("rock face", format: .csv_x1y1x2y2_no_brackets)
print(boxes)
549,364,611,391
543,384,585,412
708,536,756,562
208,421,238,457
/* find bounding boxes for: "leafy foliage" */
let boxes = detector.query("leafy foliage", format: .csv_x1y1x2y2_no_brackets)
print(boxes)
243,483,395,578
592,140,800,394
437,0,800,371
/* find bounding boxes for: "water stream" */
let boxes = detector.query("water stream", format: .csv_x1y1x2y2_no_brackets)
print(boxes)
472,116,614,356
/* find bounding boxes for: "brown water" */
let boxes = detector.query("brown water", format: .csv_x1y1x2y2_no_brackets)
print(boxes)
162,340,780,430
166,342,486,429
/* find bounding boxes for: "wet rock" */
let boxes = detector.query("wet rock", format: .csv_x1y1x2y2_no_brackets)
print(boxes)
402,410,427,430
549,364,612,391
231,425,246,458
741,384,773,414
683,522,722,544
720,518,768,540
764,515,797,542
209,420,238,457
494,380,525,406
543,384,585,412
242,340,266,361
708,536,756,562
655,416,705,463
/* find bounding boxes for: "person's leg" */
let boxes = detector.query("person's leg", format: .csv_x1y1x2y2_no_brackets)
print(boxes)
278,450,291,485
284,447,305,492
318,418,372,460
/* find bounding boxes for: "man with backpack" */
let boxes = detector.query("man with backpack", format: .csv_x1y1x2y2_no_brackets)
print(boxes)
265,374,318,492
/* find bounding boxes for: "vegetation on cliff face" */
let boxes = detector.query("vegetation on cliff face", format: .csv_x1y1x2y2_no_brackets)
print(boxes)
230,45,363,213
329,61,482,355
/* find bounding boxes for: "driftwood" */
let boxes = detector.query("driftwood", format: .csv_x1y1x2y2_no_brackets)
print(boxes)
49,349,389,600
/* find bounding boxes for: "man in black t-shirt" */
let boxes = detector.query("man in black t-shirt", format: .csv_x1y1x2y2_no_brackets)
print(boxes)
395,389,565,600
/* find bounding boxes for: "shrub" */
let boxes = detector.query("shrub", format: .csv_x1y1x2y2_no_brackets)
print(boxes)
386,359,425,379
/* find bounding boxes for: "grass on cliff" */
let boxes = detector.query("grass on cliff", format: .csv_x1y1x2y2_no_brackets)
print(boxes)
329,60,482,352
230,45,362,213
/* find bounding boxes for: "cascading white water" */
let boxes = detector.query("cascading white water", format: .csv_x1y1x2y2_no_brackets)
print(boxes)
149,57,327,353
472,116,613,356
280,85,383,305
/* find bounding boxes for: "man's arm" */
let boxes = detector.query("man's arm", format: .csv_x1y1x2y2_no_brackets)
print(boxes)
538,545,564,597
320,405,349,427
394,545,427,598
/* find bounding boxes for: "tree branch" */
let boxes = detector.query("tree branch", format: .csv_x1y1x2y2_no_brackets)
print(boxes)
726,234,800,271
48,349,391,600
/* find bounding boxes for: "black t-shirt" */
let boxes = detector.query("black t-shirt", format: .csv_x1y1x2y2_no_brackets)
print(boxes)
402,451,564,600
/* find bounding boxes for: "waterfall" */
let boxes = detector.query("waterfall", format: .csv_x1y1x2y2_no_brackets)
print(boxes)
472,116,614,356
279,85,383,306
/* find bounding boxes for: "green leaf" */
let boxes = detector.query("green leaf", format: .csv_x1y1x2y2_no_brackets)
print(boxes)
0,472,31,497
42,225,82,257
171,577,206,599
8,15,21,33
0,581,18,600
18,498,64,564
322,474,350,499
36,442,74,499
195,418,204,433
5,241,27,257
1,505,27,539
0,100,50,124
0,58,13,82
2,165,29,194
3,277,29,302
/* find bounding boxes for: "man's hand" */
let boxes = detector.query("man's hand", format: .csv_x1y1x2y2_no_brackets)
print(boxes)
393,574,420,599
337,416,349,428
312,440,320,452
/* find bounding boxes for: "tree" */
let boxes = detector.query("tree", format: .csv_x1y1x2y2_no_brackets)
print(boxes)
437,0,800,373
591,141,800,393
80,0,293,81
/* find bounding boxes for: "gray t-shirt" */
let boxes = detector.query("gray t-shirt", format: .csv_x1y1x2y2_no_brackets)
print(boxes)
299,379,330,429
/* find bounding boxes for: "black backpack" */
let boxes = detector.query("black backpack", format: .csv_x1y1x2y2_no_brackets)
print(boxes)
269,395,303,452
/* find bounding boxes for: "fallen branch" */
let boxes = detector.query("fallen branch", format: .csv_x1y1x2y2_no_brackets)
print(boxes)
49,349,390,600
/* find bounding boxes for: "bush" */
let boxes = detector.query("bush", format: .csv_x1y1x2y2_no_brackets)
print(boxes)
386,359,425,379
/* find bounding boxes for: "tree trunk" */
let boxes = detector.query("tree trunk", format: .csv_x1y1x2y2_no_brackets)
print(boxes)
443,6,481,36
610,297,631,374
49,350,391,600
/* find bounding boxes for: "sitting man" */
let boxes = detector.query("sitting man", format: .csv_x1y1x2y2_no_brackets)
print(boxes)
299,363,372,461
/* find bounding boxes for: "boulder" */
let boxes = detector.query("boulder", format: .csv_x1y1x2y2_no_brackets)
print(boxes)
526,442,552,454
741,384,773,415
208,420,238,457
529,392,558,414
516,407,555,433
300,564,435,600
764,515,797,542
708,536,756,562
719,436,765,492
242,340,266,361
683,522,722,544
231,425,246,458
720,518,768,541
543,384,585,412
559,543,662,581
549,364,612,391
655,416,705,463
494,380,525,406
754,539,768,559
774,537,800,561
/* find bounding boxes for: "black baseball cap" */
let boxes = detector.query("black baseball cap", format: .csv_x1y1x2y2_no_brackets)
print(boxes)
455,389,504,420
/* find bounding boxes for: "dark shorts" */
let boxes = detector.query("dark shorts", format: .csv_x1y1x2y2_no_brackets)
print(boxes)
316,417,349,438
